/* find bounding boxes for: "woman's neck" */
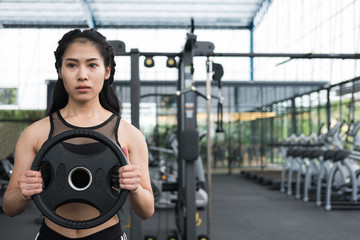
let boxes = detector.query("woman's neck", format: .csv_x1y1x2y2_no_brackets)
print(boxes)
60,103,112,127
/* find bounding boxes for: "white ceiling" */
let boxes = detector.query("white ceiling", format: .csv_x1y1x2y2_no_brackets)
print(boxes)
0,0,271,29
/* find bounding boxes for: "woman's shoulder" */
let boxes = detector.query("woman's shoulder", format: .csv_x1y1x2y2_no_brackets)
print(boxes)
18,116,51,150
25,116,50,132
118,118,146,143
118,118,141,135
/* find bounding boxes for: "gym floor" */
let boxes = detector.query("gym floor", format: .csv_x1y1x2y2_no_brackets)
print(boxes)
1,174,360,240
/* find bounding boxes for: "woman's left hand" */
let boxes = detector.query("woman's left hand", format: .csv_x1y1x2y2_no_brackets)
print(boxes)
118,147,142,192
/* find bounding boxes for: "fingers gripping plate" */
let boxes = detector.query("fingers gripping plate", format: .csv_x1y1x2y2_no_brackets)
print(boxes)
31,129,128,229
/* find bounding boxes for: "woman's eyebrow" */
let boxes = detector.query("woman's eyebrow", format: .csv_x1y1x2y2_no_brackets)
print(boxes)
86,58,100,62
64,58,79,62
64,58,100,62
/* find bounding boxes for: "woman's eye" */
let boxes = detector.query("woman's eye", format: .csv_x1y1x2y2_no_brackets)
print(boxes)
89,63,97,68
67,63,76,68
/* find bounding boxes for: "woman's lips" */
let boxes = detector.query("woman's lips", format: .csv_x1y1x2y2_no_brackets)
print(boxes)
76,86,90,92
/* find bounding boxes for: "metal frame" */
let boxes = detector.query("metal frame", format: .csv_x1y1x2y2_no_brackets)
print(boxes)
129,48,142,240
134,51,360,59
176,32,198,240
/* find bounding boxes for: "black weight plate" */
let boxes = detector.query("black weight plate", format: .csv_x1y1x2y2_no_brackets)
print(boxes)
31,129,128,229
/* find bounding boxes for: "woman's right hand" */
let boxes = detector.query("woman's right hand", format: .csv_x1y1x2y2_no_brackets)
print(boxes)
18,170,43,200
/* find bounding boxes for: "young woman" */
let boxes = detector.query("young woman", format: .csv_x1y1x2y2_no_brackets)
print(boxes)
3,29,154,239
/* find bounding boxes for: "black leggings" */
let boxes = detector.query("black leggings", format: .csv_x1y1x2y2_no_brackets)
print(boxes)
35,221,127,240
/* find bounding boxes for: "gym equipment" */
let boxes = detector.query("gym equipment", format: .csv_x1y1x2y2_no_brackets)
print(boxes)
279,121,344,200
175,25,215,240
148,129,208,210
0,152,14,213
292,133,322,200
324,121,360,210
279,133,307,195
313,121,345,206
31,129,128,229
211,62,224,133
300,123,326,202
98,20,221,239
131,25,219,239
302,149,325,202
291,124,331,201
0,152,14,182
278,119,360,211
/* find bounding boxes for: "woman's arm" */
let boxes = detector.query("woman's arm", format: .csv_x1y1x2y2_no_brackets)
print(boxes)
118,121,154,220
3,120,47,217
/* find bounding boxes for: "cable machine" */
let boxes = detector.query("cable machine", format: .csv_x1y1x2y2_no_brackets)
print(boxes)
126,22,220,239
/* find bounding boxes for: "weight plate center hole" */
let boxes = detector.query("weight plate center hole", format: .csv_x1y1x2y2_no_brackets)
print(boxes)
68,167,92,191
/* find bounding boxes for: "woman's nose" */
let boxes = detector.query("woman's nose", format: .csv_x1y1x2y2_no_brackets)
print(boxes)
77,65,88,81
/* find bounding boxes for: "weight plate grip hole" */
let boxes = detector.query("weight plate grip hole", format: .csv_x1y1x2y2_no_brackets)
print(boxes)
68,167,92,191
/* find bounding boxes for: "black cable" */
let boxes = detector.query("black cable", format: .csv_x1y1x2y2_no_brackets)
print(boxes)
216,100,224,133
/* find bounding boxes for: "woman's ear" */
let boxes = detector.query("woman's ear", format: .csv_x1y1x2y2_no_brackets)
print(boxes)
57,69,62,79
105,66,111,80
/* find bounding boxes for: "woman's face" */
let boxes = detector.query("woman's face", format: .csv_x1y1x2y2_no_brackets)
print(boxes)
59,41,110,104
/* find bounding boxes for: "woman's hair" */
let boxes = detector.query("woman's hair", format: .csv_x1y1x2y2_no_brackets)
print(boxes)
47,29,121,116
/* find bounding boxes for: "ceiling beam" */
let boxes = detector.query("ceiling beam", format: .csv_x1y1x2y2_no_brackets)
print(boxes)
251,0,273,29
81,0,96,29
